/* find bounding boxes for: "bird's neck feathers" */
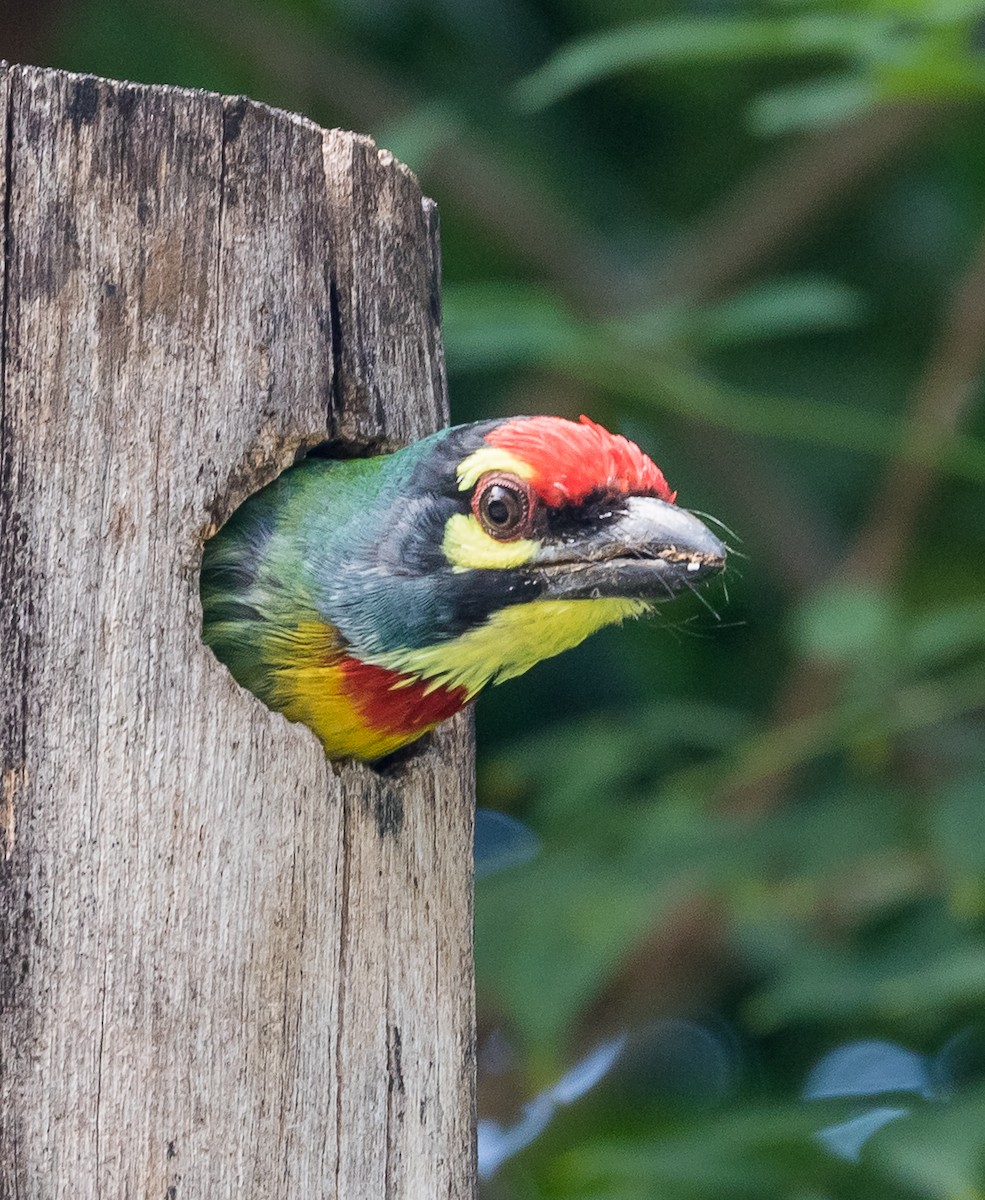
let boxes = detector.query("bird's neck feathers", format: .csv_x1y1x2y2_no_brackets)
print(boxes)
366,597,648,698
261,618,467,760
260,596,646,758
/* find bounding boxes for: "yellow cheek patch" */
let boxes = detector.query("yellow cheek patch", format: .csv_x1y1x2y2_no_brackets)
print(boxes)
373,597,648,698
456,447,534,492
442,512,537,572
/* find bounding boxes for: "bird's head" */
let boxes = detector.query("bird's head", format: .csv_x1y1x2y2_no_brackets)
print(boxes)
321,415,727,697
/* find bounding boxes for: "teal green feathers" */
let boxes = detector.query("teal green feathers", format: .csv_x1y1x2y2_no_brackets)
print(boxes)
201,417,726,759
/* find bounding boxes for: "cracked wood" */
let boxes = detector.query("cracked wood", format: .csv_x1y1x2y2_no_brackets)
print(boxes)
0,63,475,1199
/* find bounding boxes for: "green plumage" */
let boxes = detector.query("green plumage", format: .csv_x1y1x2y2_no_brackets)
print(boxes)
200,425,484,712
202,453,393,704
200,418,726,760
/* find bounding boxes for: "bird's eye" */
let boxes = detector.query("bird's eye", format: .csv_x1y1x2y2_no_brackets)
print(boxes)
473,475,533,540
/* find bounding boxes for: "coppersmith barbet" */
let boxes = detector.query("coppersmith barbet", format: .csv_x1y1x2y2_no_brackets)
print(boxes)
201,415,726,760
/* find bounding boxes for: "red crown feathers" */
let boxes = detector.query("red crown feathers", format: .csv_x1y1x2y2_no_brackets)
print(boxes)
485,415,676,507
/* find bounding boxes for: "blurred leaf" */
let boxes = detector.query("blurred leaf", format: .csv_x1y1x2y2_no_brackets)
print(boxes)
376,99,461,171
549,1105,843,1196
871,1088,985,1197
815,1105,911,1165
475,851,665,1054
444,282,985,486
475,808,542,879
612,275,867,350
791,583,898,664
931,774,985,916
481,700,752,827
804,1040,935,1101
749,74,876,135
514,13,892,111
907,599,985,672
748,929,985,1031
442,281,585,370
625,1019,740,1106
478,1035,627,1180
695,275,868,345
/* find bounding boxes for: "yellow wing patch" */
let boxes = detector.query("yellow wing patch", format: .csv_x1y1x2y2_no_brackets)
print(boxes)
373,597,648,697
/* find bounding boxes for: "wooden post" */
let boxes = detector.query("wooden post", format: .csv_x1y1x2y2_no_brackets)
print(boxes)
0,64,475,1197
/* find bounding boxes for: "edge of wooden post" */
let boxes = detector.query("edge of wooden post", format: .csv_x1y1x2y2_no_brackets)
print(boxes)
0,62,475,1198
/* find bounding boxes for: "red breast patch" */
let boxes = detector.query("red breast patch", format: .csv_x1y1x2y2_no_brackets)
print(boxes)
338,656,468,738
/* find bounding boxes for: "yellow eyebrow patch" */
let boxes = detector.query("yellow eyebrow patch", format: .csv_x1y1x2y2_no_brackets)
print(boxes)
456,447,534,491
442,512,537,572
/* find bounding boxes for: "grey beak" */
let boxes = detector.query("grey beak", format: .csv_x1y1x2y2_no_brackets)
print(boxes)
533,496,727,602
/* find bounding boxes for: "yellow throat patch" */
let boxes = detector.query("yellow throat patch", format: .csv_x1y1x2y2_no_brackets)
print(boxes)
372,596,649,697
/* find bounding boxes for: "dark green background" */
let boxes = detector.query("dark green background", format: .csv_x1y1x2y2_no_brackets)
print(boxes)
12,1,985,1193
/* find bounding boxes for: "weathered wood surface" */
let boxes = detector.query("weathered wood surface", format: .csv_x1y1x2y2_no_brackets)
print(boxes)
0,63,475,1198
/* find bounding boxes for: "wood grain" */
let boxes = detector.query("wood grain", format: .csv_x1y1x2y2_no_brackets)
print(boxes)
0,63,474,1198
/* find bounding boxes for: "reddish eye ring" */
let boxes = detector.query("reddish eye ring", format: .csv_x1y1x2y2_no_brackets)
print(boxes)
472,474,534,541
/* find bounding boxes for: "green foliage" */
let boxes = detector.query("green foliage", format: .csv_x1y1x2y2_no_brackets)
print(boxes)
516,2,985,133
444,282,985,484
49,0,985,1193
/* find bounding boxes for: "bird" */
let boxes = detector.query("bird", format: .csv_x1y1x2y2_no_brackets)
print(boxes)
200,414,726,761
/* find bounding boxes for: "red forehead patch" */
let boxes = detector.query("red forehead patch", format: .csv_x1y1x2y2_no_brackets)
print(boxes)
485,415,675,506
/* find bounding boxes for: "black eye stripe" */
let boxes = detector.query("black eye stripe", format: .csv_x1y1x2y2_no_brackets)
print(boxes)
544,493,629,536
